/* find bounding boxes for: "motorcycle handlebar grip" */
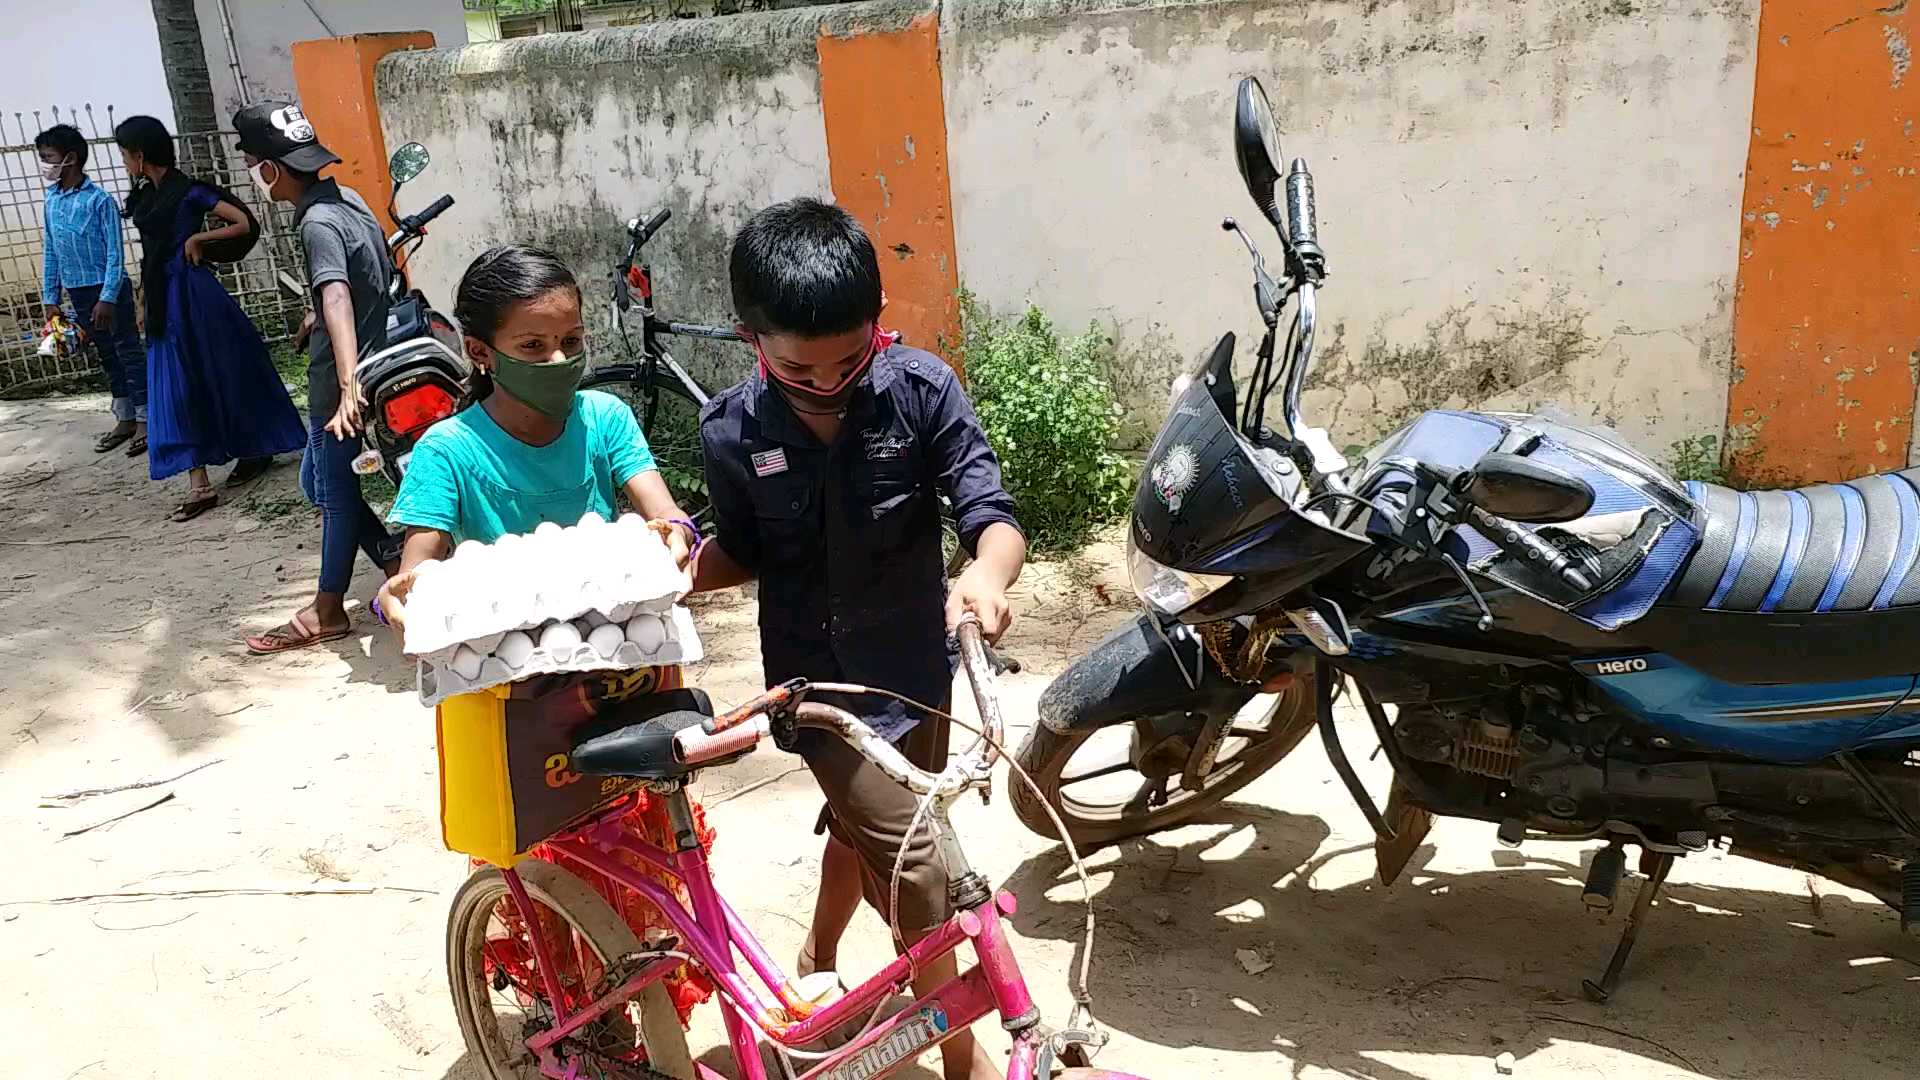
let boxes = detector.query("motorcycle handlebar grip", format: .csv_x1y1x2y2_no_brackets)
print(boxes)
1467,506,1594,593
636,208,672,245
411,194,455,231
1285,160,1320,257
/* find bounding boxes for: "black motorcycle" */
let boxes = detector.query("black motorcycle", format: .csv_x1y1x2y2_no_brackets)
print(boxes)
347,142,462,487
1014,77,1920,1001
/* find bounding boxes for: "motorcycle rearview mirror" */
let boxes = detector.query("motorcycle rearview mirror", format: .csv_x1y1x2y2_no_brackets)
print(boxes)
389,142,430,186
1458,453,1596,524
1233,77,1285,227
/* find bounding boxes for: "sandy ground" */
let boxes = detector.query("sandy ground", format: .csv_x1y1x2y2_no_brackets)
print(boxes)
4,392,1917,1080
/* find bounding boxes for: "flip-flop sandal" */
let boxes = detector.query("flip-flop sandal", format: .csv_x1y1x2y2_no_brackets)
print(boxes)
245,619,352,655
170,490,218,522
94,429,131,453
124,434,147,457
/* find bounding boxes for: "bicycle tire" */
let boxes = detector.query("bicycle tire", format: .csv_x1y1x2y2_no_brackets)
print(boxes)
447,860,694,1079
582,366,712,531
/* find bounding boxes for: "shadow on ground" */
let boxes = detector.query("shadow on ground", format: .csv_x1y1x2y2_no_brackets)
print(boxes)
1004,803,1918,1079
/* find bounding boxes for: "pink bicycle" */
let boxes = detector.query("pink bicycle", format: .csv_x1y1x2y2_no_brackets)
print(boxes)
446,620,1148,1080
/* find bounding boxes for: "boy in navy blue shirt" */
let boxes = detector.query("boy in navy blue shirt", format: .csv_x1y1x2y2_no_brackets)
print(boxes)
695,199,1022,1080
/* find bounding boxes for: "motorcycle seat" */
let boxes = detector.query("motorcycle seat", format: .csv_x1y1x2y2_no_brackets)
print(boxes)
1669,472,1920,613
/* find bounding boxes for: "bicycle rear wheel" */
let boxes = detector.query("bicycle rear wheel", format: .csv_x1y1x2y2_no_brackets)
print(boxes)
447,860,694,1079
582,366,711,531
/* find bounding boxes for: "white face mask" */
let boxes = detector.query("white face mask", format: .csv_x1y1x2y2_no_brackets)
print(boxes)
248,160,278,196
38,158,66,183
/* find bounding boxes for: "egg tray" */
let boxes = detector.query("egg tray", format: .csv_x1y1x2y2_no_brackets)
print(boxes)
401,512,691,660
411,603,677,668
418,605,703,707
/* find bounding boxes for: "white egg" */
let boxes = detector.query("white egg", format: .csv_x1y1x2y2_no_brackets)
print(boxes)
625,613,666,652
577,510,606,529
587,623,626,659
448,644,484,680
454,539,487,563
494,631,536,668
413,558,443,579
533,521,564,542
539,620,583,653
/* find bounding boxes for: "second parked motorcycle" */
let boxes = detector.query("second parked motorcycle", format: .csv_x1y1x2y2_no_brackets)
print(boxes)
347,141,463,487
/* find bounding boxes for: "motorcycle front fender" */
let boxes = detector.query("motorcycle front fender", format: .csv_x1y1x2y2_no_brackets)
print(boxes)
1036,613,1268,736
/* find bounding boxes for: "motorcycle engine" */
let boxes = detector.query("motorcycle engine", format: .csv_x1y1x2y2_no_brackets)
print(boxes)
1391,687,1613,825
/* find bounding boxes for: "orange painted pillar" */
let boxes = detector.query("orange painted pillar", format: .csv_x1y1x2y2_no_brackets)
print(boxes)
1727,1,1920,486
290,31,437,236
817,14,964,375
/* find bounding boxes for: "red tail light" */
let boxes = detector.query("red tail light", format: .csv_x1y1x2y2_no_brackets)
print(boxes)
384,382,457,438
627,265,653,303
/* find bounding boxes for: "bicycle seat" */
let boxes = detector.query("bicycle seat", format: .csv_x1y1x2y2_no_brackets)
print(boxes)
571,688,732,780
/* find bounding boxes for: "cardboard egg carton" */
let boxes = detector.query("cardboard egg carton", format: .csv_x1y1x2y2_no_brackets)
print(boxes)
402,511,691,662
417,606,703,707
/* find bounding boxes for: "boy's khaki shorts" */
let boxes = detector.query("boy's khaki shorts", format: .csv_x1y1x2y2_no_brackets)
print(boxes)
793,702,953,936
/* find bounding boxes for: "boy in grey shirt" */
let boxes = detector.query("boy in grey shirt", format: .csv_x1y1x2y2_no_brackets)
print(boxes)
234,100,401,654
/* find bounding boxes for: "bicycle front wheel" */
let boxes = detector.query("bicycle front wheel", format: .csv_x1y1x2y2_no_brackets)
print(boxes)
583,365,711,530
447,860,695,1079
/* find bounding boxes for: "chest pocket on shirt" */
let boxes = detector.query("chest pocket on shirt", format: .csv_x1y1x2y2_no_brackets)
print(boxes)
749,474,816,565
474,474,600,536
861,454,927,552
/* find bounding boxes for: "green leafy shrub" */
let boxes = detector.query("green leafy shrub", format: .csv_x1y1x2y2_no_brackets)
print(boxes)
955,293,1133,552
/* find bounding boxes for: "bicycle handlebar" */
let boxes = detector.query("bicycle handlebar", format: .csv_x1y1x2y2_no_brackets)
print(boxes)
634,208,671,246
680,615,1007,798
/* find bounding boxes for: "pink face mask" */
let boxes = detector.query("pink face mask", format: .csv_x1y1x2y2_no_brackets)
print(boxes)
755,325,898,415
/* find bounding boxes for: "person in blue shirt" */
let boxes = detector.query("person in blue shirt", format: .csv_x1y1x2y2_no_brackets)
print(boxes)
693,199,1024,1080
375,244,697,634
36,124,147,456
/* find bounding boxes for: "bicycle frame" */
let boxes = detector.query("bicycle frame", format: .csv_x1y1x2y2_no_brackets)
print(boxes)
498,786,1137,1080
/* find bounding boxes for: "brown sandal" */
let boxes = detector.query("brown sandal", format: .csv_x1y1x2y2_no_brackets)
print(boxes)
245,616,352,655
170,488,218,522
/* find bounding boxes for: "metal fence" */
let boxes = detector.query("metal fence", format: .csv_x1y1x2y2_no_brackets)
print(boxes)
0,104,307,393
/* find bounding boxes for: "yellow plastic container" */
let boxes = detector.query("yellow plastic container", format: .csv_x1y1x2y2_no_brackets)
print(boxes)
437,667,680,866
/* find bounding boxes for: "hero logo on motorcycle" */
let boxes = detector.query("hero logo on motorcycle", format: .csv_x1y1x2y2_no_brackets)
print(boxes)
1576,656,1657,676
1150,444,1199,515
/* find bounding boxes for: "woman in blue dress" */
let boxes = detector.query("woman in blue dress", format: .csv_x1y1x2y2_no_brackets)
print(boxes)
115,116,304,521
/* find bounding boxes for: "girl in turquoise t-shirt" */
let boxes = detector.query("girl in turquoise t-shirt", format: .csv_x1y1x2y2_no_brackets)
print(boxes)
377,247,714,1045
376,245,696,637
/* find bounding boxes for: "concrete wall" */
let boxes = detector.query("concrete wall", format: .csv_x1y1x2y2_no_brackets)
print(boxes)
194,0,470,122
943,0,1761,455
367,0,1760,466
374,5,866,386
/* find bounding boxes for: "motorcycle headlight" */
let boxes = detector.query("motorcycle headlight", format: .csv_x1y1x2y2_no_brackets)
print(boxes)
1128,535,1232,616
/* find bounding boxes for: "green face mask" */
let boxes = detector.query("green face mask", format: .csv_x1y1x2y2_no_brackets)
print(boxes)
489,348,586,418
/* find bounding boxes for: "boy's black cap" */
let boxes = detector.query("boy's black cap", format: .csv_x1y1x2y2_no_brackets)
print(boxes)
232,101,341,172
